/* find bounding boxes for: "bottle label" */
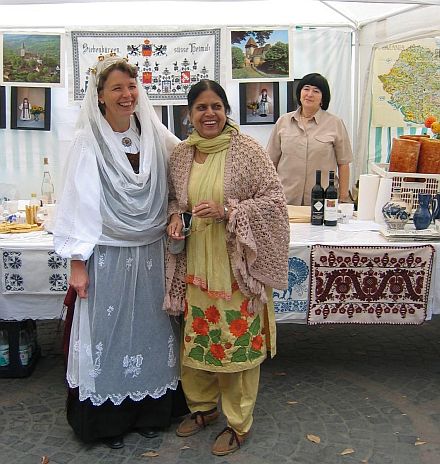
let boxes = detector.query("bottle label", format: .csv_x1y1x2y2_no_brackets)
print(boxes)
19,347,29,366
314,201,324,212
324,199,338,221
0,346,9,367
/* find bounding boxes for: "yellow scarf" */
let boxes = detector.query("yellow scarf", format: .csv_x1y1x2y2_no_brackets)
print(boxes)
186,123,239,154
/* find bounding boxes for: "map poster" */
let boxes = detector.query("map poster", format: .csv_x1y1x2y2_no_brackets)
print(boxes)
371,37,440,127
69,29,221,103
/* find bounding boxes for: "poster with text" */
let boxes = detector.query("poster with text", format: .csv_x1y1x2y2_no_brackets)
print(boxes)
69,29,221,104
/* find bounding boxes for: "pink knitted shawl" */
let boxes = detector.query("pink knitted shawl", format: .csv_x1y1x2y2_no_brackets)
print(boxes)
163,131,289,315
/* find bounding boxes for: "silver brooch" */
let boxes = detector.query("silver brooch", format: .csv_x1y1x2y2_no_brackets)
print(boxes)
121,137,132,148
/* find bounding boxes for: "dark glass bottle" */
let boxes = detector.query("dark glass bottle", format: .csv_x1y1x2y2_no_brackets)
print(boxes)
311,170,324,225
324,170,338,226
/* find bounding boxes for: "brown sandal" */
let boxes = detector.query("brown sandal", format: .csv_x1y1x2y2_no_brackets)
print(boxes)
211,426,249,456
176,407,219,437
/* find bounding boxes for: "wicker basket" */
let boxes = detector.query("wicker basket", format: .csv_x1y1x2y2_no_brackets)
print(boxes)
371,163,440,213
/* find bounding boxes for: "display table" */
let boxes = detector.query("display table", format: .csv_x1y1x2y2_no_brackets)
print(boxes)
274,223,439,323
1,226,438,325
0,231,66,320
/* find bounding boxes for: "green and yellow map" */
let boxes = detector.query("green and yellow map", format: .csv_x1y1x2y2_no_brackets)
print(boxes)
372,38,440,127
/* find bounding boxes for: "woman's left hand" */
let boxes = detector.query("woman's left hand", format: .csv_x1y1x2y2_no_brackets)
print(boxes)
192,200,224,220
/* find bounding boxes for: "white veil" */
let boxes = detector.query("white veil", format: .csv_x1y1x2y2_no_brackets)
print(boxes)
55,54,179,257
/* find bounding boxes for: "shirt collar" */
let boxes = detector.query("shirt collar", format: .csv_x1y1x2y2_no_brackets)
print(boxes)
292,107,324,124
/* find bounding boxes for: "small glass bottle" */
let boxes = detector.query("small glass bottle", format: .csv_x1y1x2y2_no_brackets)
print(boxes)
19,329,30,366
41,157,55,205
0,329,9,367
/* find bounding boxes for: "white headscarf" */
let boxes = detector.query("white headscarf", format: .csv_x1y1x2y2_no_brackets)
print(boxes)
55,54,178,257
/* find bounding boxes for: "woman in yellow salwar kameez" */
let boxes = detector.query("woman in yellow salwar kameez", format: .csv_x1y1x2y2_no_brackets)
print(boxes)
165,80,289,456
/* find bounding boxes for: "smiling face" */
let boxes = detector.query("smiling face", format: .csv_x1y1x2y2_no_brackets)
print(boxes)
189,89,227,139
300,84,322,115
98,69,138,129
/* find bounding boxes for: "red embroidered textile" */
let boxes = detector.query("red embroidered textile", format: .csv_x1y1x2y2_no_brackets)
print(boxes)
308,244,434,325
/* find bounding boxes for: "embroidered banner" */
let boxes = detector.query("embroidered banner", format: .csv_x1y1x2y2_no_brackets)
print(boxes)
69,29,221,103
274,246,311,322
1,248,68,294
308,244,435,325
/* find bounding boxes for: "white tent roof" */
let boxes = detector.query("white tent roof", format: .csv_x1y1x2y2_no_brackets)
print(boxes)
0,0,438,28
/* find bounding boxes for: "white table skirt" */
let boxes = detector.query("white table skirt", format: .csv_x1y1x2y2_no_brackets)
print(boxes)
0,226,438,322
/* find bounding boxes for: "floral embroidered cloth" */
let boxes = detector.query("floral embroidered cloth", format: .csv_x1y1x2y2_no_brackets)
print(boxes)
183,284,275,372
1,248,68,294
274,246,311,322
308,244,435,325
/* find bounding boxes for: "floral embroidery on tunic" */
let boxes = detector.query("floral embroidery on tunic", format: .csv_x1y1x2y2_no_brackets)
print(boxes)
168,335,177,367
125,257,134,270
184,298,265,368
107,305,115,316
98,253,106,268
89,342,103,378
123,354,143,378
146,258,153,270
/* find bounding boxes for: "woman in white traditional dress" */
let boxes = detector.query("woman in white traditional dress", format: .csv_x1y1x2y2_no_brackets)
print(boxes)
54,53,187,449
19,97,32,120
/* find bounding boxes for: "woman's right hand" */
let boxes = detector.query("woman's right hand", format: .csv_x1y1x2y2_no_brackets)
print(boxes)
70,260,89,299
167,213,185,240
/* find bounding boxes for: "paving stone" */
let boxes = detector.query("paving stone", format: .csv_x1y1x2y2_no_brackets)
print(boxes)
1,320,440,463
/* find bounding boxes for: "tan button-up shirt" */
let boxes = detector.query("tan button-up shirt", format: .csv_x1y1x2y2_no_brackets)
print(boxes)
267,108,353,205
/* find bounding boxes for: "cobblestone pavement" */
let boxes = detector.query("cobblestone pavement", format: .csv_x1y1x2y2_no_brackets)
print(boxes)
1,318,440,464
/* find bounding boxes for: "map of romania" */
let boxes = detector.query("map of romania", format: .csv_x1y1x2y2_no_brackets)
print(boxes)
377,45,440,125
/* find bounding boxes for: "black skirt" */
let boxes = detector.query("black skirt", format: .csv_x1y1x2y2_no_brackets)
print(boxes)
67,383,189,443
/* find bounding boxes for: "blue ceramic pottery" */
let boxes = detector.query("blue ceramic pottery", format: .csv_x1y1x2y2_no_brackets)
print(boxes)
432,193,440,222
413,193,432,230
382,189,410,230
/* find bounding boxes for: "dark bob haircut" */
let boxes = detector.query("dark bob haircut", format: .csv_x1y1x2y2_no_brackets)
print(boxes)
296,73,331,111
187,79,231,115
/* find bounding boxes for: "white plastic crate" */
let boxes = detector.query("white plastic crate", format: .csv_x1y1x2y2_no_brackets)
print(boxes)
371,163,440,213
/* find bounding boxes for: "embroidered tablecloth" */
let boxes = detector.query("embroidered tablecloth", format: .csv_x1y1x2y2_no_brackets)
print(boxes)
1,248,68,294
308,244,435,325
273,246,311,322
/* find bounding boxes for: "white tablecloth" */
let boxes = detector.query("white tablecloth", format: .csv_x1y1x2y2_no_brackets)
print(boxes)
0,232,66,320
0,225,438,323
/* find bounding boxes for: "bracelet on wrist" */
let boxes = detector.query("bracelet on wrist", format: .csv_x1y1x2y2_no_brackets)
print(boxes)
215,205,228,223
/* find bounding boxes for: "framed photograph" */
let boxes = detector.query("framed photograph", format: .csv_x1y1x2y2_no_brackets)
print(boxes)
172,105,192,140
11,87,51,131
231,29,290,80
239,82,280,125
1,32,64,87
287,80,301,113
0,86,5,129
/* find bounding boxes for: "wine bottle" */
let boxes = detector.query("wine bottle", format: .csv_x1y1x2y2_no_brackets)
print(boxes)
324,170,338,226
311,170,324,225
41,157,55,205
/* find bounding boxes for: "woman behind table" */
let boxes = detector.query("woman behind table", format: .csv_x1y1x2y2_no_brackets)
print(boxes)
267,73,353,205
53,53,187,449
165,79,289,456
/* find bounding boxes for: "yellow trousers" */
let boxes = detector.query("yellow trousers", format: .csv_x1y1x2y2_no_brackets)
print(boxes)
181,364,260,435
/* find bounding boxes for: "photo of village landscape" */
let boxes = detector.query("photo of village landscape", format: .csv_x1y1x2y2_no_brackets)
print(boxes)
2,33,62,86
231,29,290,79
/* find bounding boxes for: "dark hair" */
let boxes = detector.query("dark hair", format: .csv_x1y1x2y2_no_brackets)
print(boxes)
97,61,138,115
296,73,331,111
187,79,231,115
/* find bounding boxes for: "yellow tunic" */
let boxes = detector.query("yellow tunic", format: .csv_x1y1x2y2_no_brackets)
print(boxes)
182,145,276,373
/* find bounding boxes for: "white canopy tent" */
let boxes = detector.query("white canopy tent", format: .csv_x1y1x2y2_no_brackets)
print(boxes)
0,0,439,197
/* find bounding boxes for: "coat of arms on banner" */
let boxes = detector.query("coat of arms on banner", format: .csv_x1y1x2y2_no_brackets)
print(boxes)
69,29,221,104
